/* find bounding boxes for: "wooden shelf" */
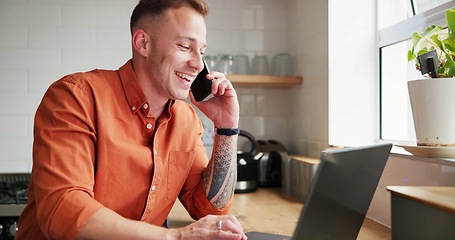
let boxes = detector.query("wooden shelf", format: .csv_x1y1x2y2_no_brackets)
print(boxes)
227,74,303,87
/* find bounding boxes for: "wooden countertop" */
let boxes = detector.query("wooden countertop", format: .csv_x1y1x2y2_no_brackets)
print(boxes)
387,186,455,213
167,188,391,239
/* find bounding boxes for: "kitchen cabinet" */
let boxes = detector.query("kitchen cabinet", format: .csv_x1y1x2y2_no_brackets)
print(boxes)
227,75,303,87
387,186,455,240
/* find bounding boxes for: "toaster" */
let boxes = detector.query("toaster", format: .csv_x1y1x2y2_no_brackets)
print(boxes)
255,140,289,187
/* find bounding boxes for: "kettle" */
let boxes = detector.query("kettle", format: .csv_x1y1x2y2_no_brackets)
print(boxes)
235,130,263,193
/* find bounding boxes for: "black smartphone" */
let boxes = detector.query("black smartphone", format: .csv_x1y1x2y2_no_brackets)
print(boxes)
191,58,212,101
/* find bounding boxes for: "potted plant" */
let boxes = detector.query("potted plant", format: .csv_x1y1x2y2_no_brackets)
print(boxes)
406,8,455,148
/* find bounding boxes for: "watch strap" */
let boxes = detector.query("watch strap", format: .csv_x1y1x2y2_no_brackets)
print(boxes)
216,128,240,136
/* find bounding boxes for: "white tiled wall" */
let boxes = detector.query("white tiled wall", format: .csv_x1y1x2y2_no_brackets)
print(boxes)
0,0,296,172
287,0,330,157
204,0,293,152
0,1,137,172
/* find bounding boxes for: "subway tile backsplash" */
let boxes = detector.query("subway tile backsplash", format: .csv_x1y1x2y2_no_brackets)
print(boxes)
0,0,294,172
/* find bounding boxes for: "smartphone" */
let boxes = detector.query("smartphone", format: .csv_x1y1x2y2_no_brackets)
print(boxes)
191,58,213,101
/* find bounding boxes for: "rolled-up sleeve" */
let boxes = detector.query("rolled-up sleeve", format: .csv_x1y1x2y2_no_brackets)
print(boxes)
32,77,103,239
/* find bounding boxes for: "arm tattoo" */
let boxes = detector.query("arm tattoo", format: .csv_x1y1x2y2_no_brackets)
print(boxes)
203,134,237,208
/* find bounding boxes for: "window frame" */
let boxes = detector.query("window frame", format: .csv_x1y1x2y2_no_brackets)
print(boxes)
379,1,454,142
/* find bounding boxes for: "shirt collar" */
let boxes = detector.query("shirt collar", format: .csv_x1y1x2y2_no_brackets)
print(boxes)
119,60,175,114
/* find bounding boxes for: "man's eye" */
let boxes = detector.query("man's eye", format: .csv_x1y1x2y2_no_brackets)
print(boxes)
179,44,190,50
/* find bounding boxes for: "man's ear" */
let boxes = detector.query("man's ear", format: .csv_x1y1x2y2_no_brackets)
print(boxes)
132,29,150,57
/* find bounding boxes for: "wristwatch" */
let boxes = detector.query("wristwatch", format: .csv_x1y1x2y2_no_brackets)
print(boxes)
215,128,240,136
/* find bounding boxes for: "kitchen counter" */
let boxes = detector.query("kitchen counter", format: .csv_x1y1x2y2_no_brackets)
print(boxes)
167,188,391,239
387,186,455,239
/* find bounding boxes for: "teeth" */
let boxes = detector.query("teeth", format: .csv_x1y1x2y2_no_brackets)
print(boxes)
175,71,195,82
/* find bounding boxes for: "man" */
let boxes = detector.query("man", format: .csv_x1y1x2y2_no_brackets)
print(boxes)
16,0,247,239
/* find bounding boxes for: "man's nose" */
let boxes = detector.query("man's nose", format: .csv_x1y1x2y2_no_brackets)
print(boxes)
189,54,204,72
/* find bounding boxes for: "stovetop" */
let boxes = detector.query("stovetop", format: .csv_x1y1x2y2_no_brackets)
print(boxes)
0,173,31,217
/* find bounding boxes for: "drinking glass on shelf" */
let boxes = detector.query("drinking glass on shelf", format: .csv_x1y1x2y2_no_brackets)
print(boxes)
214,54,233,75
231,54,250,75
204,55,217,70
251,55,269,75
271,53,293,76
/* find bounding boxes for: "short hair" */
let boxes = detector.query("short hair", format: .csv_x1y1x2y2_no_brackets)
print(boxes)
130,0,209,34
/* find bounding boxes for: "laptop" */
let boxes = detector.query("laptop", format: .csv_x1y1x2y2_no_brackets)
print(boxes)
246,143,392,240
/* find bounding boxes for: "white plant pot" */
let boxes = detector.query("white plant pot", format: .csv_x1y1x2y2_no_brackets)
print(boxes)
408,78,455,146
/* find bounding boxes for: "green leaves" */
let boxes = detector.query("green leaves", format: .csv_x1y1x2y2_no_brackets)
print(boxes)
408,49,415,62
444,32,455,52
443,52,455,77
408,8,455,78
411,31,423,47
447,8,455,34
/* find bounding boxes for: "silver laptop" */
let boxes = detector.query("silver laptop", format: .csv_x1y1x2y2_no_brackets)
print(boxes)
246,143,392,240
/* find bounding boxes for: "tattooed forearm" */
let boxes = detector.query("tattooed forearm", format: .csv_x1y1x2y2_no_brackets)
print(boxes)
203,134,237,209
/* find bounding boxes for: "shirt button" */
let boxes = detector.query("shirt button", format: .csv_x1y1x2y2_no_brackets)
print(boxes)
151,185,157,191
146,123,152,129
143,103,149,109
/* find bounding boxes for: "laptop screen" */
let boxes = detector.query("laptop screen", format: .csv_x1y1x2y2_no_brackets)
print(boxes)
292,143,392,240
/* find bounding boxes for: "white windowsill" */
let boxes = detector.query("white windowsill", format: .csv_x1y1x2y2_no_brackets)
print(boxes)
390,145,455,167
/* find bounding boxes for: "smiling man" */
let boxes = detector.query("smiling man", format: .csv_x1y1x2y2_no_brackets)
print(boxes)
16,0,246,239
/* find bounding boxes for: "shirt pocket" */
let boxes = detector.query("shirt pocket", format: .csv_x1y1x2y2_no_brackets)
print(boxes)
167,150,195,200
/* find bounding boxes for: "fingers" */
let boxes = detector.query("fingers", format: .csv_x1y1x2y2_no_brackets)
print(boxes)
209,73,233,96
179,215,247,240
220,215,244,232
212,230,247,240
213,215,247,240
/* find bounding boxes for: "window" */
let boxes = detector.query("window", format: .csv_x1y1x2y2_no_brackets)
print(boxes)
413,0,453,14
378,0,411,30
379,1,454,143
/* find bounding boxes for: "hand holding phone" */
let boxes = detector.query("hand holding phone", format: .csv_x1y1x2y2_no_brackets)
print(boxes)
191,58,213,101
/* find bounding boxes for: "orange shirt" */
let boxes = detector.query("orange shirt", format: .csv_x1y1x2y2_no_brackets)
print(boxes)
17,60,231,240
